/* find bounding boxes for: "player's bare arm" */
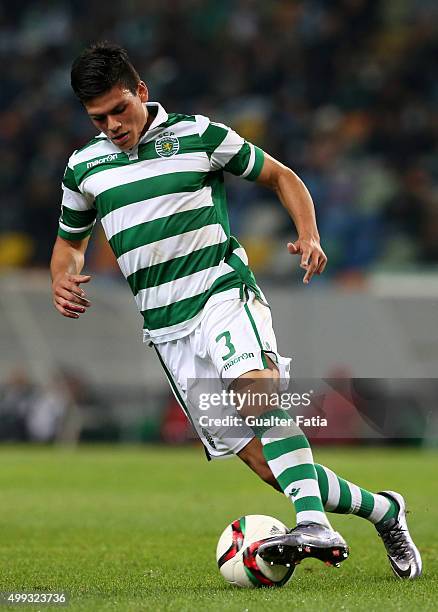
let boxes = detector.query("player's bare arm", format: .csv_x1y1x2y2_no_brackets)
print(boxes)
50,236,91,319
256,154,327,284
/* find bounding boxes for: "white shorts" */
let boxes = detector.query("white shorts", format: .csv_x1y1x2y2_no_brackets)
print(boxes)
152,292,291,458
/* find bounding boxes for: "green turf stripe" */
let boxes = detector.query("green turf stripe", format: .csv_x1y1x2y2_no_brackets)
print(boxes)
96,171,207,218
109,206,215,257
294,495,326,513
276,464,317,491
263,435,310,461
357,488,375,518
334,477,353,514
244,303,268,368
314,464,329,506
127,243,226,294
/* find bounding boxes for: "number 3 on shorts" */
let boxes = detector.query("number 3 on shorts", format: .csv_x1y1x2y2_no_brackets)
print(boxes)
215,330,236,361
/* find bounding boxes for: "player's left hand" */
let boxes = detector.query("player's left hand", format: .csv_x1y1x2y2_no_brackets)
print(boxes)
287,237,327,284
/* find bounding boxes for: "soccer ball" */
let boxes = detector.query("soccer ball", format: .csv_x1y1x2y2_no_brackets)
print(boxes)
216,514,294,588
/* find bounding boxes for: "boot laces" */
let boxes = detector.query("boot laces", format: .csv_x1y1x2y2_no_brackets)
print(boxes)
380,521,409,560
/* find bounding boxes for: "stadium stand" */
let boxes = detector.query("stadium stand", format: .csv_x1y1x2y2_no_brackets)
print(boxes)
0,0,437,276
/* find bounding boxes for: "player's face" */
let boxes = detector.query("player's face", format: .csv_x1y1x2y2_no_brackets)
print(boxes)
85,82,149,151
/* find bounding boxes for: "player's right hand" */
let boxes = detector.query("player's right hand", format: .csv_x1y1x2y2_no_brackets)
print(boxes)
52,273,92,319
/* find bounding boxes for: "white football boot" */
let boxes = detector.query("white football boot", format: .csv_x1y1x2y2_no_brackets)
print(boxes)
376,491,422,579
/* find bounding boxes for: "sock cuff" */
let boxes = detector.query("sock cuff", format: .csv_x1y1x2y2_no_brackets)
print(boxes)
263,434,310,460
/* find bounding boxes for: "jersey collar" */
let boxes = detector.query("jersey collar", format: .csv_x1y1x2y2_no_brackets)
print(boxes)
137,102,168,145
144,102,168,133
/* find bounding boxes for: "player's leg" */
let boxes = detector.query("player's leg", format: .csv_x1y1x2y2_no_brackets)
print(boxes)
314,463,422,578
233,359,333,528
239,439,421,578
202,293,348,567
314,463,396,524
208,295,333,528
153,321,257,460
235,426,348,568
238,440,392,524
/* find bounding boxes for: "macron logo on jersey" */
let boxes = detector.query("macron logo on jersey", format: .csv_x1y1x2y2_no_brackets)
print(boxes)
87,153,119,169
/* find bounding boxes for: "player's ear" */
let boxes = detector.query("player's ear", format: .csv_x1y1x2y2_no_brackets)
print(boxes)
138,81,148,103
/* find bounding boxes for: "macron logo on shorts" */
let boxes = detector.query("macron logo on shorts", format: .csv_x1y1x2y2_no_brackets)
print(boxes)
223,352,255,371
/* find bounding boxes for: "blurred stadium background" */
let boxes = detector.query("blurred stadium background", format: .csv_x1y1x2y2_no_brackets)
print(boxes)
1,0,437,446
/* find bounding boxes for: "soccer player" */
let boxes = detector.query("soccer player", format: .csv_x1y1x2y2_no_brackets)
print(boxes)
50,43,422,579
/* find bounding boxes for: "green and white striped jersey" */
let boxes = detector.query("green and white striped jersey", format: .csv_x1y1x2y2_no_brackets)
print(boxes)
59,103,265,342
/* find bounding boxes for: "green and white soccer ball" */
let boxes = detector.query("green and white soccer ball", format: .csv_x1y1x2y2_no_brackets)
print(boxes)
216,514,294,588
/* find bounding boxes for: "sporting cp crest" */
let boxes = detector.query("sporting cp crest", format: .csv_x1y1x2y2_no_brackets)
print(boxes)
155,132,180,157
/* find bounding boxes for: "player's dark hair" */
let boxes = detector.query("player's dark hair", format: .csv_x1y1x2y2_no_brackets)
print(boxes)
71,42,140,103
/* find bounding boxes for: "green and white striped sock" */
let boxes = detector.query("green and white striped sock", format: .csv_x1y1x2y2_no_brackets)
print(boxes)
315,464,398,525
255,409,331,528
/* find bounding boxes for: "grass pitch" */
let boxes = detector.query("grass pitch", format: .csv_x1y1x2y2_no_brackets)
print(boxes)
0,445,436,611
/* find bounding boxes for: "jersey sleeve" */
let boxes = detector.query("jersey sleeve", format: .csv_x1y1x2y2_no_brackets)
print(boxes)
58,161,97,241
197,115,265,181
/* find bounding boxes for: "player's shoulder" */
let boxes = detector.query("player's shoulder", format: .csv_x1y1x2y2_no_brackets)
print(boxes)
164,112,197,126
67,135,109,168
163,112,213,137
